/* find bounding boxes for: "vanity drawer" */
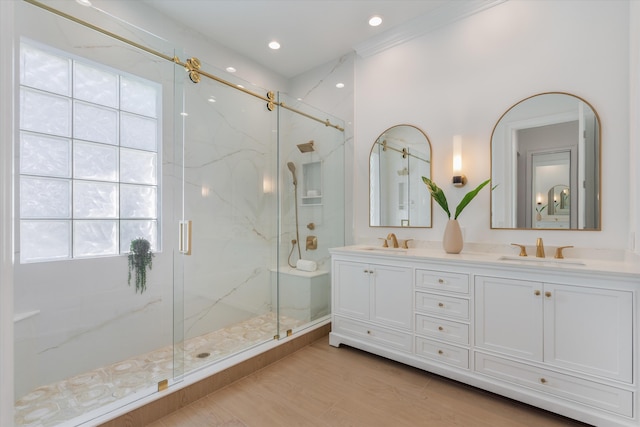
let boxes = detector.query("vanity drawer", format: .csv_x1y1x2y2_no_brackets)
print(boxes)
416,269,469,294
475,352,633,417
415,337,469,369
415,292,469,320
415,314,469,345
333,316,412,353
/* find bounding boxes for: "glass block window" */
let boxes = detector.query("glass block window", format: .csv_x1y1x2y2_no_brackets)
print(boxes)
19,41,160,263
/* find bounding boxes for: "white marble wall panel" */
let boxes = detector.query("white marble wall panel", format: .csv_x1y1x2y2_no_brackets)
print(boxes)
278,98,346,273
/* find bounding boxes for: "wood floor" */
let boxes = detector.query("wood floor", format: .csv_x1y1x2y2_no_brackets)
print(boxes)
148,336,590,427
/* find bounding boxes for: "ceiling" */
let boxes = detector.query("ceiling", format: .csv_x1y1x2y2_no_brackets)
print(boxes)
141,0,451,78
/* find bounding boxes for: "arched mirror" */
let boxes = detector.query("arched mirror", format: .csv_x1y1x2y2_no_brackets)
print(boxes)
370,125,432,228
490,92,601,230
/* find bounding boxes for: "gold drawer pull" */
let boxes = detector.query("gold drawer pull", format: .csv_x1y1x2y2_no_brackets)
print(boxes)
438,326,444,331
438,302,444,307
540,378,547,384
545,291,552,298
438,350,444,355
534,290,541,296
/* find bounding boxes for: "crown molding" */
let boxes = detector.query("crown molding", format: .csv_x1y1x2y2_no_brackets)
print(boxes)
354,0,508,58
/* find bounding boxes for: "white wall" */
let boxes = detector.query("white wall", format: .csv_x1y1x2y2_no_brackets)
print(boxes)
631,0,640,254
354,0,631,250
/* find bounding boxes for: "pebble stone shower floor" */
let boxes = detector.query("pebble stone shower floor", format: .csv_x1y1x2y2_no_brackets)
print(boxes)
14,313,304,427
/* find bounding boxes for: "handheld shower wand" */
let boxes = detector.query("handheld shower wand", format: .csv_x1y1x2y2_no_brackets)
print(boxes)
286,162,302,266
287,161,297,185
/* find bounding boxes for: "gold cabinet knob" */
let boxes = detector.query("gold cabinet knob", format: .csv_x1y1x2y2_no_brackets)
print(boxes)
438,350,444,355
438,326,444,331
540,378,547,384
438,278,445,284
367,330,371,335
545,291,552,298
438,302,444,308
534,290,541,296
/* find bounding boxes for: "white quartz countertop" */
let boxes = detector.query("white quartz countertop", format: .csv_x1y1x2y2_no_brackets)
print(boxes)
330,245,640,279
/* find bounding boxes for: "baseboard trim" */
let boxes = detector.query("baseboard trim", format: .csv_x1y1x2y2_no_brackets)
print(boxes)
98,323,330,426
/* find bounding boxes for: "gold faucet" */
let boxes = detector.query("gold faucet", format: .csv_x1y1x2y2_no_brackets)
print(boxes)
554,245,574,259
510,243,527,257
536,238,545,258
387,233,399,248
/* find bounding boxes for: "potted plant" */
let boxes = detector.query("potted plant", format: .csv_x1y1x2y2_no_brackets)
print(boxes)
422,177,491,254
128,237,154,293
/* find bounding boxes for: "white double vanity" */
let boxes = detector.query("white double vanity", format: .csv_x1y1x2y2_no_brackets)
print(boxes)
329,245,640,426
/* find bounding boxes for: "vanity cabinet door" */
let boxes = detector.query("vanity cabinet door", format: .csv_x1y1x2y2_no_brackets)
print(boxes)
370,265,412,330
333,260,370,320
333,260,412,330
475,276,543,361
543,283,633,383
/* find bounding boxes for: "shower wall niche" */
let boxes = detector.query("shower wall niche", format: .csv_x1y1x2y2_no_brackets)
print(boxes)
302,161,322,205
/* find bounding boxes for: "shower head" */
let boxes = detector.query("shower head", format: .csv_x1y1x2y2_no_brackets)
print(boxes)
287,161,297,185
297,141,315,153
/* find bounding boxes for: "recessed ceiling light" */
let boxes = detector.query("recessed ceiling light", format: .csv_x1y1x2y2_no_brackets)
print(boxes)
226,66,236,73
336,83,345,89
369,16,382,27
268,41,281,50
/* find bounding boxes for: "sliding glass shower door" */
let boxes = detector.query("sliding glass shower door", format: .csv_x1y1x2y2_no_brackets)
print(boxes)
173,60,279,374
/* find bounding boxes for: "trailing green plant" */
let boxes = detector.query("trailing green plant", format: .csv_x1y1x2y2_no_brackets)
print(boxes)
128,238,154,294
422,177,491,220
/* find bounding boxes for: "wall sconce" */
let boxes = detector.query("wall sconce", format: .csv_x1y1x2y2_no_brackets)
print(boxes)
452,135,467,187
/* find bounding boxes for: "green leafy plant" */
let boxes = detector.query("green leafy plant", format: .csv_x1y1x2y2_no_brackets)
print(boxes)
128,238,154,294
536,204,547,214
422,177,491,220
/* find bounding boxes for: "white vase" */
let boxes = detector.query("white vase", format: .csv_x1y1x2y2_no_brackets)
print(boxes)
443,219,463,254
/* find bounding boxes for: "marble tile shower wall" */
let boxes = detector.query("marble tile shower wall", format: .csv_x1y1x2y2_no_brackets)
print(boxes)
279,101,346,273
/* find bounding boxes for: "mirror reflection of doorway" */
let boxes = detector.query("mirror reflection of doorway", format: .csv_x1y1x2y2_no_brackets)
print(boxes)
517,120,578,228
531,151,571,229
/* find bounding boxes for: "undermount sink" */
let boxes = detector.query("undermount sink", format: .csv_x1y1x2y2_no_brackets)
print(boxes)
497,255,585,266
357,246,408,254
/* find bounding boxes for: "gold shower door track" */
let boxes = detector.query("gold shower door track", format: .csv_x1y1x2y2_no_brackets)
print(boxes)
23,0,345,132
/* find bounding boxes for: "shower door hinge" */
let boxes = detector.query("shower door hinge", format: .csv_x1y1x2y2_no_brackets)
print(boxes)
287,329,293,337
158,379,169,392
179,220,192,255
274,334,279,340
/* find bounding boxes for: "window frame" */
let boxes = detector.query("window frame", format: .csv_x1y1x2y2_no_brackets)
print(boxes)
17,39,162,264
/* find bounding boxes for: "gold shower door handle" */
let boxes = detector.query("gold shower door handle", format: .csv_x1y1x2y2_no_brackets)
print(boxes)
179,220,192,255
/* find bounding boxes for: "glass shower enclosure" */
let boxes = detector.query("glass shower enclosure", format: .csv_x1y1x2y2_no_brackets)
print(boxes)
11,1,345,426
